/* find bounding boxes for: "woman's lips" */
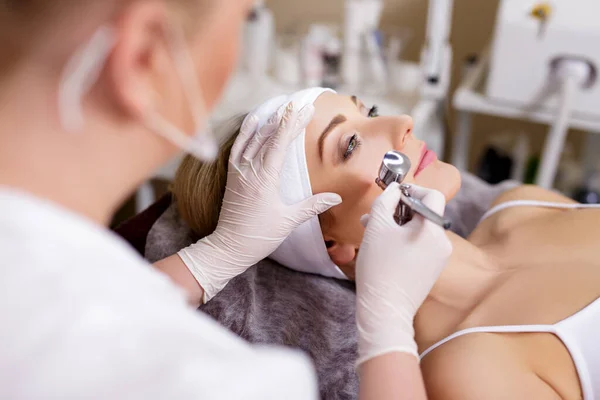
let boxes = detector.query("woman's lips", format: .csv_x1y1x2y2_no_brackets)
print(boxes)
415,146,437,177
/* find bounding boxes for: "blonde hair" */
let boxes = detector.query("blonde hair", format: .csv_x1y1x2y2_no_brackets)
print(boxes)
173,114,247,238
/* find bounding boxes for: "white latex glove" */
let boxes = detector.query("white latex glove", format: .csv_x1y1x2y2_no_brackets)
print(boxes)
355,183,452,365
179,103,342,303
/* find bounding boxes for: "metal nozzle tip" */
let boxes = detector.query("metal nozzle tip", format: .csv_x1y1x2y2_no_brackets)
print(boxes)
377,150,411,189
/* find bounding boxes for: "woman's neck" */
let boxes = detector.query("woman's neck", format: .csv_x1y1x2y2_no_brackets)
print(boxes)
0,70,168,225
414,232,503,352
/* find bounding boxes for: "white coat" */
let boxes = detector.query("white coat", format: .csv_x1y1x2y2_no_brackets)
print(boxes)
0,188,318,399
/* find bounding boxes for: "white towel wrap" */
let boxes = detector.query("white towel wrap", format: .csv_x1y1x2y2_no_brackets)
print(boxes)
242,87,347,280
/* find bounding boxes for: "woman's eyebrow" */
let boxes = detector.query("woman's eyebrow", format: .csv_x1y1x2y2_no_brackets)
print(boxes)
318,114,347,162
351,95,362,109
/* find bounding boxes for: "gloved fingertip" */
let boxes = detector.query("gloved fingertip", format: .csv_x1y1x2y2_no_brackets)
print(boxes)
360,214,370,227
375,182,402,211
240,114,259,133
409,186,446,215
286,101,295,112
265,103,288,126
305,193,342,216
383,181,401,193
277,102,288,117
320,193,342,206
298,103,315,121
279,102,296,129
266,111,280,126
257,121,278,136
294,104,315,132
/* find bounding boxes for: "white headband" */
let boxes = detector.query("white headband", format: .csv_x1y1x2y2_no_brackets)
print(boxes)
243,88,347,280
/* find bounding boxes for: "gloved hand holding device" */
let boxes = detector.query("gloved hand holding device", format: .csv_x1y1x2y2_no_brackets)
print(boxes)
178,103,342,303
356,183,452,365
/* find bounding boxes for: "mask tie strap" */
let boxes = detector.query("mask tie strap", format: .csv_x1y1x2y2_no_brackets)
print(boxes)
58,26,117,133
163,24,218,160
58,23,218,162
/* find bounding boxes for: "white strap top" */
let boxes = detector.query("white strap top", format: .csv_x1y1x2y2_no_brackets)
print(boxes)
478,199,600,224
421,200,600,399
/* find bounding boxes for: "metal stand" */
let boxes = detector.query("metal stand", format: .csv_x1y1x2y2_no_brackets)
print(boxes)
452,111,473,172
451,50,600,188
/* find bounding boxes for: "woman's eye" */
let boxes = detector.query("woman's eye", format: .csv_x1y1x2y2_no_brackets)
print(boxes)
368,105,379,118
343,134,361,160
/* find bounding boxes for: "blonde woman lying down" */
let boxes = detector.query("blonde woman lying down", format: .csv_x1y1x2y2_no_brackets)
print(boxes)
173,88,600,399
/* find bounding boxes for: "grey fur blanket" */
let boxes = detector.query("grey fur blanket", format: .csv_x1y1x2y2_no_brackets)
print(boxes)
145,174,518,399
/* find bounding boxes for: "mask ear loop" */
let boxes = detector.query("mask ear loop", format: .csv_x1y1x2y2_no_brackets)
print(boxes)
168,24,209,139
58,26,117,132
143,23,218,161
58,23,218,161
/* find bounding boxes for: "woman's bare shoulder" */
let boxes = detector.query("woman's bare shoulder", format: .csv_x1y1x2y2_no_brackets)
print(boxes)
421,333,561,400
471,185,577,241
490,184,577,208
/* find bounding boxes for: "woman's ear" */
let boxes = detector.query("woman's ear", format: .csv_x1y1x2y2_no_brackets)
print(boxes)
324,239,356,266
107,1,171,119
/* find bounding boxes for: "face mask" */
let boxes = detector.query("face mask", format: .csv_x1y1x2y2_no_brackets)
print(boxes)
58,24,218,162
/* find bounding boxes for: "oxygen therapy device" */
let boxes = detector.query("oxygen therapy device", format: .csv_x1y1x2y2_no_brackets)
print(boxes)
376,150,452,230
486,0,600,189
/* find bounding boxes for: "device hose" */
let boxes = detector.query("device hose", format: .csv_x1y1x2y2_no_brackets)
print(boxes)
536,59,592,189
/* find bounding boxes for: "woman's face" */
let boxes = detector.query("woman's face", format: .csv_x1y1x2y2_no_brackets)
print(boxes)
305,92,461,277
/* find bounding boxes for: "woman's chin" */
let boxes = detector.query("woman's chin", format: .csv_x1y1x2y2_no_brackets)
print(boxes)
445,165,462,201
415,161,461,202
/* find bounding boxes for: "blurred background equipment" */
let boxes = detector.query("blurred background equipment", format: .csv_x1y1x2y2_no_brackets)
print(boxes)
452,0,600,197
214,0,454,158
128,0,455,220
116,0,600,225
243,0,275,79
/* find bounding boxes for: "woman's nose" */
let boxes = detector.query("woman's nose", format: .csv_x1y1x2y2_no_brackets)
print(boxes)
380,115,414,148
399,116,414,143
